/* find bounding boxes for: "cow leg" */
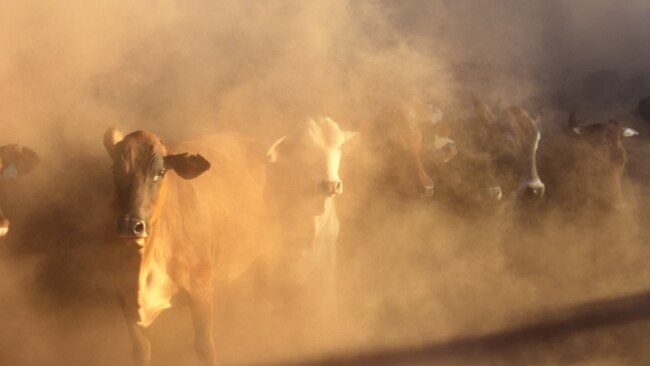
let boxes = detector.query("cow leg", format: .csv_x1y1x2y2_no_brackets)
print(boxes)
119,293,151,365
188,281,217,366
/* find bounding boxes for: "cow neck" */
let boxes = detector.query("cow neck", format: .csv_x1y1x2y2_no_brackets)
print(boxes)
136,176,177,328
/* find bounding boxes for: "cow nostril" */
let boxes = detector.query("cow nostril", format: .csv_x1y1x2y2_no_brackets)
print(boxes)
336,181,342,190
421,184,435,197
526,185,545,198
133,222,145,235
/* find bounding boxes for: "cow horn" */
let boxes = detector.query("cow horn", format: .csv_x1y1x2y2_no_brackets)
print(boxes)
473,95,497,123
492,96,502,114
103,128,124,158
266,136,288,163
568,113,582,135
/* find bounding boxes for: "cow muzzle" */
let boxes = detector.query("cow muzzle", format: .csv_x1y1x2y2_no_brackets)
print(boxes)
321,180,343,197
117,215,149,239
479,186,503,203
521,181,545,200
420,184,435,198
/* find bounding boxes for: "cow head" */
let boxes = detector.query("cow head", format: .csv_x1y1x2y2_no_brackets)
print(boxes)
103,128,210,242
367,100,435,198
473,99,545,200
569,113,638,142
567,113,637,206
267,117,357,201
0,144,40,238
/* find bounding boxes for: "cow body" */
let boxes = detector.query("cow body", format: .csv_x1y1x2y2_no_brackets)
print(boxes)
105,130,267,365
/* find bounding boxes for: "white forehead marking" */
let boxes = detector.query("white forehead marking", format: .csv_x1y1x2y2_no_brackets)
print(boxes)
431,107,444,125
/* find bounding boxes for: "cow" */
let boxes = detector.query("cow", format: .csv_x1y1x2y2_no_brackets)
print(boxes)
103,128,268,365
0,144,40,237
264,116,357,313
423,98,544,209
538,112,638,211
345,98,436,203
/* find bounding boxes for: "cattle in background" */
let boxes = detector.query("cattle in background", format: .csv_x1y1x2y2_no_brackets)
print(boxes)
264,117,357,309
0,144,40,237
423,98,544,209
538,112,638,211
345,98,436,203
104,129,268,366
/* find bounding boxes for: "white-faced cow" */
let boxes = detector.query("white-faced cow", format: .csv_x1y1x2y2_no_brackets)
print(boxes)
538,112,638,211
0,144,40,237
264,117,357,306
104,129,268,365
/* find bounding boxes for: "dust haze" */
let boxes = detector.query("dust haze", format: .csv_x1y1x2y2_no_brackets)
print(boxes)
2,1,650,365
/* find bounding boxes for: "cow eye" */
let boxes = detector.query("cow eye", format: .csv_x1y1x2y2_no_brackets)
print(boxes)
153,169,166,182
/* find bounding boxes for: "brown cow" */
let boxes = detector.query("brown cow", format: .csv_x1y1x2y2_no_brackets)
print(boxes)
538,112,638,210
347,98,436,201
423,98,544,208
103,129,268,365
0,144,40,237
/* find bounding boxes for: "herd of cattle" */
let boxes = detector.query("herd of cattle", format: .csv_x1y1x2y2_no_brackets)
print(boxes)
0,92,646,365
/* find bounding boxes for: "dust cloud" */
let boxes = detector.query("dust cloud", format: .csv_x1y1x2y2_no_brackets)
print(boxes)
1,1,650,365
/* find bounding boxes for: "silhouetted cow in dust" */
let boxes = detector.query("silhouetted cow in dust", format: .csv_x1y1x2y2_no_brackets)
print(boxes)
347,98,437,201
104,128,268,366
0,144,39,237
424,98,544,208
538,112,638,211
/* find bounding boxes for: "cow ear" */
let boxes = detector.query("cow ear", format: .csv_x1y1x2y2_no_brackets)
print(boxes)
103,128,124,159
164,153,211,179
473,95,497,123
622,127,639,137
0,145,40,179
267,136,290,163
342,131,360,153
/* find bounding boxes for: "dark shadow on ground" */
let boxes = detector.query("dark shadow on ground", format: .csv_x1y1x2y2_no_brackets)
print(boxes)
267,290,650,366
